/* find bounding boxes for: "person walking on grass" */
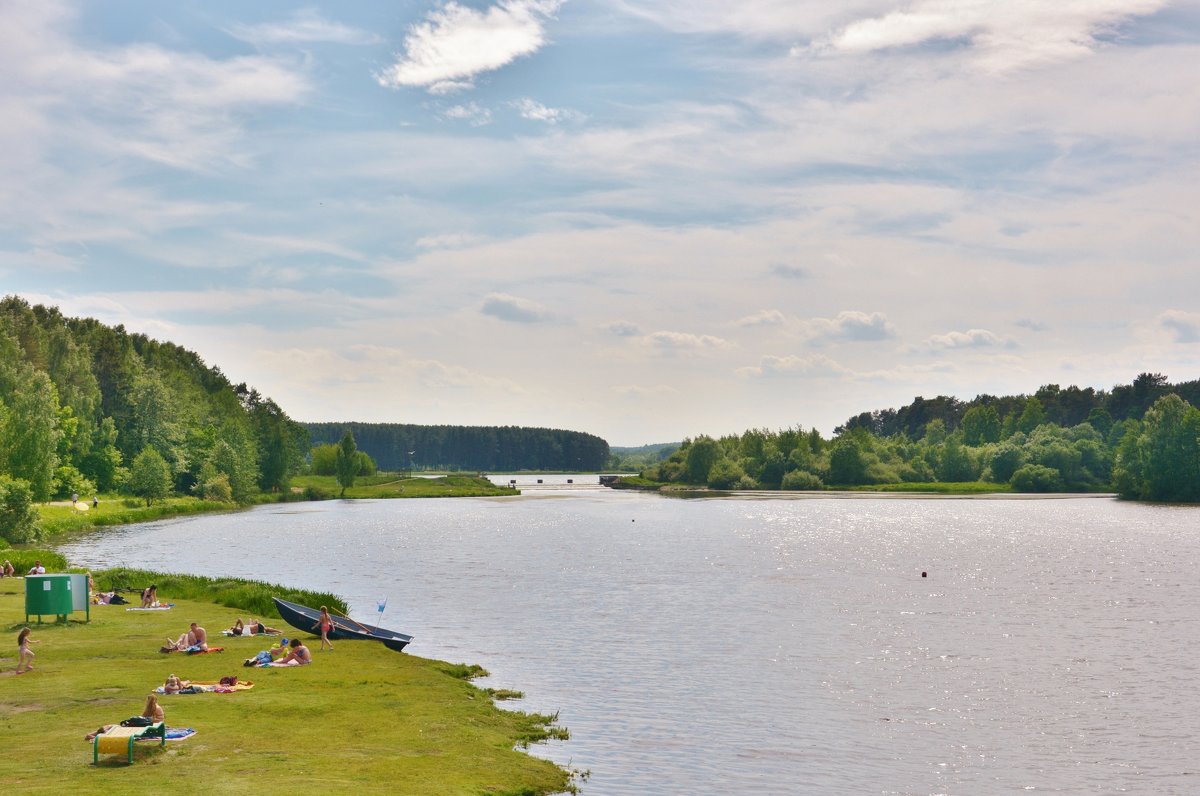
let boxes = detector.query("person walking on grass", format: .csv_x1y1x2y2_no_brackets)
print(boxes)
16,627,38,674
314,605,334,651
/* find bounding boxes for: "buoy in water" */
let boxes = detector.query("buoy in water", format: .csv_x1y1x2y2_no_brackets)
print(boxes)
921,571,927,578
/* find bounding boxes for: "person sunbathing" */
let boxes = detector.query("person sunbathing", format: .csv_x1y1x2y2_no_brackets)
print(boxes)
163,622,208,652
163,674,184,694
267,638,312,666
229,618,282,636
85,694,164,741
141,584,159,608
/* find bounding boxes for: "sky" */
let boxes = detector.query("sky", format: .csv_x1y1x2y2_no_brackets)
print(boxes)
2,0,1198,446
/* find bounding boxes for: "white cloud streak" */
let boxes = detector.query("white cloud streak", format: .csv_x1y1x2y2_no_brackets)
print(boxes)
481,293,558,324
924,328,1016,349
805,311,896,343
824,0,1171,71
227,9,382,46
377,0,563,93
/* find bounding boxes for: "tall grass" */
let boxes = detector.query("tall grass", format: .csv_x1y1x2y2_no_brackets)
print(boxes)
0,548,69,572
91,567,347,617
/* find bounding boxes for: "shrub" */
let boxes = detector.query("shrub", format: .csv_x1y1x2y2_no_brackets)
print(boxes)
1010,464,1064,493
781,470,824,490
707,458,746,489
0,476,41,545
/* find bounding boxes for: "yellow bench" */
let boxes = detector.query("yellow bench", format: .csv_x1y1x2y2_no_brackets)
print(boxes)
92,722,165,763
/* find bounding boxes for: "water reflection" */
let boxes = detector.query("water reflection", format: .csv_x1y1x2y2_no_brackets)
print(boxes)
58,492,1200,794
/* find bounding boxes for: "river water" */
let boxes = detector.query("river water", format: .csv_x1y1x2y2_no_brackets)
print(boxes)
58,489,1200,794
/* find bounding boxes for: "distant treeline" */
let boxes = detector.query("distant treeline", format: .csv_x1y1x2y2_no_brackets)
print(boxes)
0,297,309,543
837,373,1200,438
641,373,1200,501
304,422,610,472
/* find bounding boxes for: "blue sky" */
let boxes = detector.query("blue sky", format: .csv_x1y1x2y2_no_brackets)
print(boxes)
3,1,1198,445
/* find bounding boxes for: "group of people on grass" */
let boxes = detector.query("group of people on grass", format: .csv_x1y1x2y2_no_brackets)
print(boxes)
0,560,60,576
13,581,338,752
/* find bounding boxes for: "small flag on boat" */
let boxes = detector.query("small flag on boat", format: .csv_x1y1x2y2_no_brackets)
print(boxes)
377,597,387,617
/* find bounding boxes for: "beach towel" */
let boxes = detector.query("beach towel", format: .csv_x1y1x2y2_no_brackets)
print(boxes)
138,727,196,742
125,604,175,611
222,629,281,636
157,680,254,694
185,646,224,655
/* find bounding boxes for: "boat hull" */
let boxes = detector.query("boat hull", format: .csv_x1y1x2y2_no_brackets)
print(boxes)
272,597,413,652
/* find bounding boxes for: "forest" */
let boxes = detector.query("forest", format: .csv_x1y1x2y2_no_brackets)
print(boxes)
304,422,610,472
640,373,1200,501
0,297,310,543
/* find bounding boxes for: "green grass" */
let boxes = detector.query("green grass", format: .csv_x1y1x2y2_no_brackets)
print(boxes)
290,474,518,500
90,568,348,618
37,496,241,541
0,578,572,794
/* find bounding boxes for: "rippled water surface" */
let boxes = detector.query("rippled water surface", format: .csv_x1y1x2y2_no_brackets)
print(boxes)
59,491,1200,794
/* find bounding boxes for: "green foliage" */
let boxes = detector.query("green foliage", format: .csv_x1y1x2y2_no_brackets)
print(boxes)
305,420,609,472
0,475,41,544
356,449,377,476
684,436,719,484
984,443,1024,483
706,458,747,489
1113,394,1200,501
51,464,96,500
1010,464,1064,492
130,447,172,506
335,428,358,497
310,442,338,475
828,437,869,485
0,367,62,500
199,472,234,502
781,470,823,490
961,405,1001,445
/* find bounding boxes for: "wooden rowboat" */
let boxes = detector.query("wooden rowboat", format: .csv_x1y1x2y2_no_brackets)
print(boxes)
272,597,413,653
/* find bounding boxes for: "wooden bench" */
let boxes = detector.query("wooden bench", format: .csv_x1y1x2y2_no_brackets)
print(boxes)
92,721,165,763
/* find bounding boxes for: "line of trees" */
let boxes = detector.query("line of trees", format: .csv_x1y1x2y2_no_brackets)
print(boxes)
303,422,611,472
641,375,1200,501
0,297,310,543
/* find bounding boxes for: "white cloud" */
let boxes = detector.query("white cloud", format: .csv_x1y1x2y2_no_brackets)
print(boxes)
377,0,563,93
227,9,382,46
823,0,1171,71
481,293,557,324
735,309,786,327
805,311,895,343
737,353,852,379
1158,310,1200,344
641,330,730,352
924,328,1016,349
512,97,580,124
441,102,492,126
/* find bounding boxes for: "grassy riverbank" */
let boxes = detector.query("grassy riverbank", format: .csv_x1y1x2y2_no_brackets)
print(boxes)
291,474,517,500
611,476,1014,494
0,573,572,795
27,475,514,545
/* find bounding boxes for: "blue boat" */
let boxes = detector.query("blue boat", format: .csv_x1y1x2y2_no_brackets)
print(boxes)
272,597,413,653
